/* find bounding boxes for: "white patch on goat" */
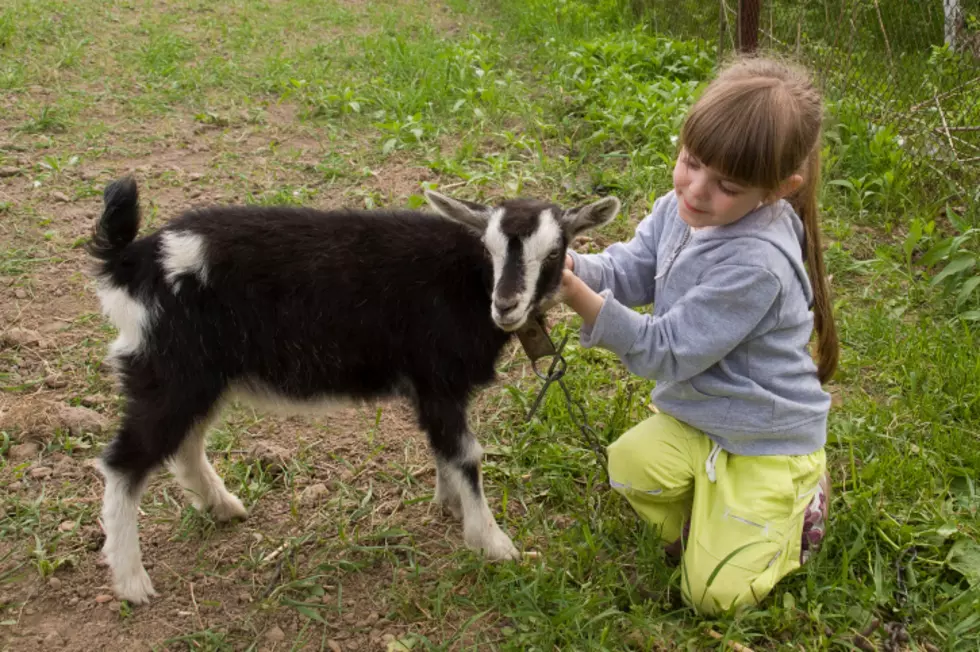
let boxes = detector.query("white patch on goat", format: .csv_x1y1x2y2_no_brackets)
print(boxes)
98,460,156,604
511,209,561,316
229,378,357,417
458,435,484,465
523,208,562,266
96,282,154,360
483,208,508,280
168,423,247,521
446,436,521,560
160,231,209,291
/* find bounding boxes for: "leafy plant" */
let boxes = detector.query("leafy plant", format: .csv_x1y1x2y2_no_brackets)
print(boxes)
308,85,366,118
824,100,912,222
548,28,713,191
919,208,980,319
903,206,980,320
374,112,437,154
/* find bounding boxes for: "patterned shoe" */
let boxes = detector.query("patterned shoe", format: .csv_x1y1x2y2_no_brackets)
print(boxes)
800,472,830,564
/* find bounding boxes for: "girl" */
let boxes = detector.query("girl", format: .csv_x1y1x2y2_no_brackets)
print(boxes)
561,56,837,616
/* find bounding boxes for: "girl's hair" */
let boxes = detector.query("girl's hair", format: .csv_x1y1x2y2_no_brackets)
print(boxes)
680,55,838,384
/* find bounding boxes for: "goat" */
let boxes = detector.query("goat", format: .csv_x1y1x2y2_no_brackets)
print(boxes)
87,176,619,604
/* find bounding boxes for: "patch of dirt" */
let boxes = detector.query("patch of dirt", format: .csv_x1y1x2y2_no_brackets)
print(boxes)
0,396,110,441
359,154,438,203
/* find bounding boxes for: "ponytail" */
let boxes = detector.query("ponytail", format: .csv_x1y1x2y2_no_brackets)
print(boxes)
791,144,838,384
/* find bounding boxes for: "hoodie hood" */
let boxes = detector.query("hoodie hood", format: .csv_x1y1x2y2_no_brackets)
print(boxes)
693,199,814,308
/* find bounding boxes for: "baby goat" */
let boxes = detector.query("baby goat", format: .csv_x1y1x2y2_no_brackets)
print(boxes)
88,177,619,604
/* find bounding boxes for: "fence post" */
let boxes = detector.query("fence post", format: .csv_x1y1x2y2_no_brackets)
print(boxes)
944,0,963,52
738,0,760,53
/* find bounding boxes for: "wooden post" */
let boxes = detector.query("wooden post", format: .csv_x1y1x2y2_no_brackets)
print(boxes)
738,0,760,53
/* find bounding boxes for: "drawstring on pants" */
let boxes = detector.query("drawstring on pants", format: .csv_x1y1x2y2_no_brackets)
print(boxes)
705,443,722,483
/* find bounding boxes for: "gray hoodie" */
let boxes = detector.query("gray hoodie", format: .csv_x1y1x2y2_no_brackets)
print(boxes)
569,190,830,456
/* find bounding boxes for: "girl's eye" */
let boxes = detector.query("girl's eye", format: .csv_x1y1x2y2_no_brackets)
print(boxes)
685,157,701,170
719,183,741,196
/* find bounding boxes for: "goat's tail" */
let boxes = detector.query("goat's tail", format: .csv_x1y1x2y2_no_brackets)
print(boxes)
88,176,141,264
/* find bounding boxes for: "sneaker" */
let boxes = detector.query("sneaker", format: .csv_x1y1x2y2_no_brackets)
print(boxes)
800,472,830,564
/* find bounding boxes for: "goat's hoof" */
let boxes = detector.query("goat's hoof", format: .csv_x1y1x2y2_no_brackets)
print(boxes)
113,566,157,605
488,540,521,561
467,526,520,561
212,493,248,522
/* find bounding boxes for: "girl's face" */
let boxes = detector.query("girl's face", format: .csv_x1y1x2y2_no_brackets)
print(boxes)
672,148,770,228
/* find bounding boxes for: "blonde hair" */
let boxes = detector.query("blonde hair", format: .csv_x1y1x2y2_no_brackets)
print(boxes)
680,55,838,384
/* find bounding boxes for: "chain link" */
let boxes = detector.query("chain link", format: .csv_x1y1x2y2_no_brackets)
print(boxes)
520,324,609,480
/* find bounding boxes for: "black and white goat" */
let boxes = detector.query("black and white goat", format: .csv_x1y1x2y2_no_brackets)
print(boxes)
88,177,619,604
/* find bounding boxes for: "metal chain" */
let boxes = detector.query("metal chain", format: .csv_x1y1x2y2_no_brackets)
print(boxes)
880,546,918,651
894,546,917,611
521,328,609,479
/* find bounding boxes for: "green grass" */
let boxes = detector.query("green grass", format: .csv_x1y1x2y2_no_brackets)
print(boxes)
1,0,978,649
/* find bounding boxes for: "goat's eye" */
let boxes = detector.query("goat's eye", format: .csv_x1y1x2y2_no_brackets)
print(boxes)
546,251,561,261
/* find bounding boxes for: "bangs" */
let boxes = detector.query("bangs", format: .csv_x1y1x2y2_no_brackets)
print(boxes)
680,81,797,191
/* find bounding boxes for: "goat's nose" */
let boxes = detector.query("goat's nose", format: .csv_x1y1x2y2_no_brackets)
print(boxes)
494,297,519,313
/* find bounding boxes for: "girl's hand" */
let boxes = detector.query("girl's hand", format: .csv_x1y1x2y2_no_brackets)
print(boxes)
560,268,580,298
565,254,574,271
561,269,604,328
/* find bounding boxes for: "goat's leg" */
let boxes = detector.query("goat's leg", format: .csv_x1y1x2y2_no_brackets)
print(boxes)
418,396,519,560
450,434,521,560
168,421,247,522
99,385,222,604
98,418,161,605
98,454,155,604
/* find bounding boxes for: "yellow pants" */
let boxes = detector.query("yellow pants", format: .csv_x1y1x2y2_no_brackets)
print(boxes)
607,413,826,616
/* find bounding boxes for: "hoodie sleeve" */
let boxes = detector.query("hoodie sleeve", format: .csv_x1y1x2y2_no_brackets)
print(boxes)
580,264,781,382
566,193,669,308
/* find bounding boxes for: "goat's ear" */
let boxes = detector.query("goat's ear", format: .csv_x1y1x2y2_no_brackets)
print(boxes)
561,196,620,235
424,190,490,232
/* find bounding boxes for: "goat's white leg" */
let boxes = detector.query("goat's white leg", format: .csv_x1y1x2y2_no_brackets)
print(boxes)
434,457,463,519
418,396,519,560
99,461,157,604
447,436,520,560
168,424,247,522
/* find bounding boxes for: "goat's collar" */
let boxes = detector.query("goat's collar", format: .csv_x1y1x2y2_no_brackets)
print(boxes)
515,315,556,363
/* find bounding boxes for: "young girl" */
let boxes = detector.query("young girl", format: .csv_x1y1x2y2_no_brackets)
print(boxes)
561,56,837,616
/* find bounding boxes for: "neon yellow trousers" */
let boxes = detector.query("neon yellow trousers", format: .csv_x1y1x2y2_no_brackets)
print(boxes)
607,412,826,616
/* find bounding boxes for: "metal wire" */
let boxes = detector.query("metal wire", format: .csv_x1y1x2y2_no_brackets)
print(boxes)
631,0,980,195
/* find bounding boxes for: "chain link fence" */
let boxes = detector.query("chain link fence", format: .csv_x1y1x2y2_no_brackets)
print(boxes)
629,0,979,203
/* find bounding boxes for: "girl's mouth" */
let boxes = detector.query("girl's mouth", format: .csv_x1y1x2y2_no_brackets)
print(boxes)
683,196,707,214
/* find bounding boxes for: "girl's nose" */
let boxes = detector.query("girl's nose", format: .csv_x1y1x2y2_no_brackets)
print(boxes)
689,175,709,200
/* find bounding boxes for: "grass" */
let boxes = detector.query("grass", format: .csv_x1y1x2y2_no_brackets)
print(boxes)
1,0,978,649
